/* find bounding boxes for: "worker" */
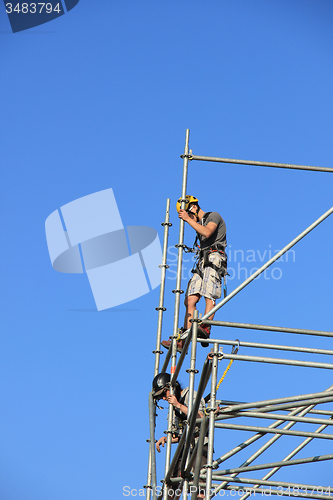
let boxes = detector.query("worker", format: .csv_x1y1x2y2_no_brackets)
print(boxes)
153,372,207,500
162,196,227,352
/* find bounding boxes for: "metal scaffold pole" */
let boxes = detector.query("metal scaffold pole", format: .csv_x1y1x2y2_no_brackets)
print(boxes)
148,392,158,500
205,320,333,339
162,129,190,500
146,199,171,500
189,154,333,173
154,198,171,377
182,309,200,499
205,343,219,500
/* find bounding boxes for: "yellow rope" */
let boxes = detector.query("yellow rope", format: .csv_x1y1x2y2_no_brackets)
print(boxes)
216,359,234,391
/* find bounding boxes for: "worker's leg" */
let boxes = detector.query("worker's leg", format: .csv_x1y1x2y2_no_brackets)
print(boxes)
203,297,215,322
184,293,200,330
201,253,222,325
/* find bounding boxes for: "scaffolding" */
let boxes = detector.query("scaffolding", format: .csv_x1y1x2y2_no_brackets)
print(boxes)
146,130,333,500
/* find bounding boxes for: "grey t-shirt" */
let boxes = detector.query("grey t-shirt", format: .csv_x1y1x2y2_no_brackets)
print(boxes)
198,211,227,250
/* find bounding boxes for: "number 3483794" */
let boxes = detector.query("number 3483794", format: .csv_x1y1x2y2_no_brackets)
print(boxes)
5,3,62,14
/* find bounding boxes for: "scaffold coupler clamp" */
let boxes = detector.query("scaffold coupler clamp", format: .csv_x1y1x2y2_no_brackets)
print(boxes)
186,367,199,374
232,339,240,355
167,333,180,344
180,153,194,161
203,463,215,471
204,405,217,415
152,349,163,355
158,264,169,270
207,348,223,362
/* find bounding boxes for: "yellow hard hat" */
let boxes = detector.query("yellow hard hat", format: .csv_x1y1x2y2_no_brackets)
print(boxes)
176,195,199,213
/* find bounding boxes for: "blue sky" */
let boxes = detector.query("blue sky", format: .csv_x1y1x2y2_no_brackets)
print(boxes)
1,1,333,499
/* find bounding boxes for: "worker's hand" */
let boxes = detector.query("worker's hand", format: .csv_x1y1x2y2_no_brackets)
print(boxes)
156,436,167,453
166,394,180,407
178,209,192,222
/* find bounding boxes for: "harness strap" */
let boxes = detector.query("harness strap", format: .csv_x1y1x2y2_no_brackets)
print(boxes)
174,391,187,422
189,211,227,278
192,248,227,279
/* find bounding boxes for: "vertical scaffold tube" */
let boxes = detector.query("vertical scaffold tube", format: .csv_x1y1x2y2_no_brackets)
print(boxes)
188,311,199,419
154,198,171,377
183,310,200,499
180,358,212,475
192,416,209,500
148,392,157,500
171,128,190,362
163,129,190,500
205,343,219,500
146,442,152,500
147,199,171,499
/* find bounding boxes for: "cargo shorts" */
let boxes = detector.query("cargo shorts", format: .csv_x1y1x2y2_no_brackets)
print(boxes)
185,252,225,303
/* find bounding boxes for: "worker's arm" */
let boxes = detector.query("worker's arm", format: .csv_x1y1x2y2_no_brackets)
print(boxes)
156,434,179,452
178,209,217,239
167,394,204,419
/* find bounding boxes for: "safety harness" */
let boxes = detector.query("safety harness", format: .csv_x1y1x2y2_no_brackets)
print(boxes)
174,388,203,442
174,391,187,423
190,212,228,280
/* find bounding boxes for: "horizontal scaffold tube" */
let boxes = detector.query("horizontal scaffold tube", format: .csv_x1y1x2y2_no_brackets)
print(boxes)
214,422,333,440
209,474,331,494
310,409,333,416
201,337,333,355
216,410,333,427
219,352,333,370
243,395,333,414
189,154,333,173
218,390,333,414
208,483,333,500
169,479,333,500
204,320,333,338
212,453,333,475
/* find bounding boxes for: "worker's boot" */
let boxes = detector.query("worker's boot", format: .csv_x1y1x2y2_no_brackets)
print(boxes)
198,323,211,348
161,338,185,353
